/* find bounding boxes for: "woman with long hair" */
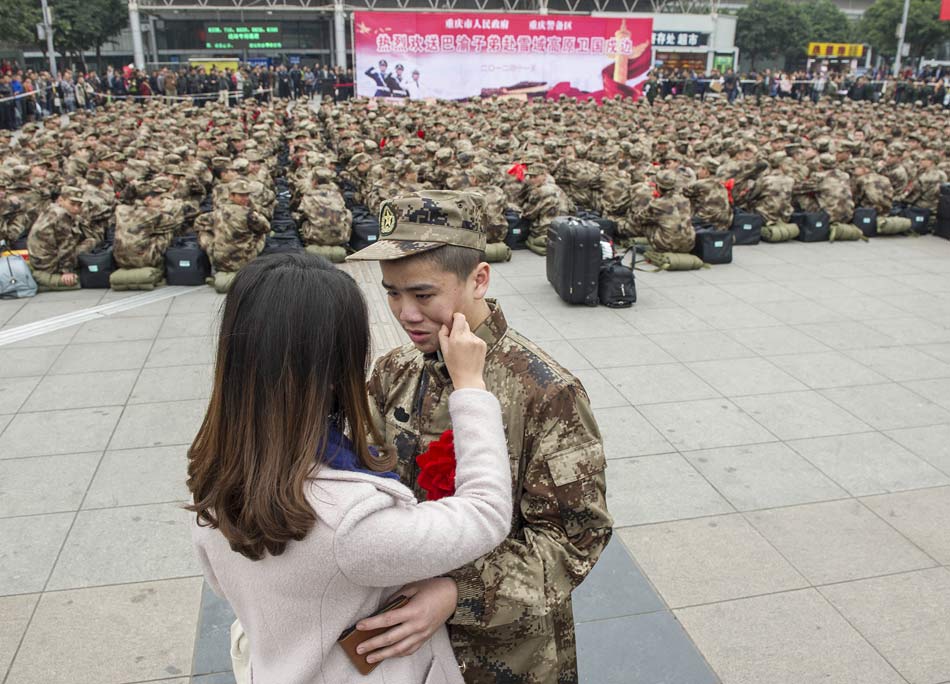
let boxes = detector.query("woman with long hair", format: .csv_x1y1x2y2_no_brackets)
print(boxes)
188,253,511,684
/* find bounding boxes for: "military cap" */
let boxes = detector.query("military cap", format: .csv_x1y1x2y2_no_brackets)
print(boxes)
85,168,107,183
138,181,165,197
698,156,720,173
655,169,678,191
228,178,253,195
230,158,250,172
434,147,453,162
818,153,836,169
851,157,873,169
346,190,487,262
211,156,232,171
350,152,372,166
424,141,440,153
60,186,86,203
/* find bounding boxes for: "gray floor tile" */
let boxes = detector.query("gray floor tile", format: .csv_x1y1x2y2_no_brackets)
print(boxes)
904,377,950,412
862,487,950,565
820,568,950,684
572,369,629,409
145,336,217,369
109,399,208,450
820,294,910,321
158,314,221,340
865,316,950,346
83,446,190,509
676,590,904,684
572,536,665,622
4,300,100,327
607,454,733,527
821,383,950,431
594,406,674,459
725,326,831,356
638,398,776,452
885,424,950,476
1,407,121,459
542,310,636,341
0,376,42,414
0,453,100,517
570,335,676,368
167,292,225,315
620,514,807,608
645,330,753,363
717,281,797,304
0,327,78,349
109,298,174,318
845,347,950,382
0,593,38,677
21,370,139,412
49,340,153,375
608,363,721,406
686,442,847,510
0,512,73,595
577,611,718,684
71,316,165,344
0,413,11,437
734,390,869,441
691,303,782,330
193,581,236,677
750,299,842,326
768,351,890,389
6,577,202,684
623,307,712,335
687,357,808,397
128,365,213,405
796,320,899,351
747,499,937,585
0,346,65,378
917,342,950,364
789,432,950,496
47,502,200,590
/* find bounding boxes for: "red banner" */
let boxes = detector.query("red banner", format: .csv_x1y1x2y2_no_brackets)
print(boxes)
942,0,950,21
353,12,653,103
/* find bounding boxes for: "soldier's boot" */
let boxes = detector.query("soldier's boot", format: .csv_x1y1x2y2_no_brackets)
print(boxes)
484,242,512,263
31,270,81,292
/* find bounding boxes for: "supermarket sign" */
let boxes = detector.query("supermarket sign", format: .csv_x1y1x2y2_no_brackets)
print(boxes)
807,42,865,58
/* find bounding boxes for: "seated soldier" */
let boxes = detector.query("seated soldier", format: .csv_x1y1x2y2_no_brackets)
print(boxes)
195,178,270,276
684,157,733,230
114,183,180,269
644,169,696,253
27,186,96,290
520,159,573,256
296,168,352,248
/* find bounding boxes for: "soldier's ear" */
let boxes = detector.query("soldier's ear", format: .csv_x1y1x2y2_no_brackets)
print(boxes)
471,261,491,300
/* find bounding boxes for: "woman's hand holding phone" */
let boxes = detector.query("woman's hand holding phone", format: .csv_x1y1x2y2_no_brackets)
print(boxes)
438,312,486,391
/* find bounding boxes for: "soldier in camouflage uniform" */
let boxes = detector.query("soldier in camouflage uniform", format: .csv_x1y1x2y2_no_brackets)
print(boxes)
684,158,733,230
904,151,948,213
296,168,352,247
27,187,96,290
195,178,270,273
345,190,611,684
113,184,180,269
645,170,696,253
520,161,572,257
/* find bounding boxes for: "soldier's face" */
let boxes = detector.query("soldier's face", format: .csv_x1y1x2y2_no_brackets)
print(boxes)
381,257,489,354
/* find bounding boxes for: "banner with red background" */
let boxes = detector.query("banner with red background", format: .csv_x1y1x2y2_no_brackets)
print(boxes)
942,0,950,21
354,12,653,102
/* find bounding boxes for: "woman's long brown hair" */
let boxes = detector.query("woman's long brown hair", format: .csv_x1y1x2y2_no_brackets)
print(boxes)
187,252,392,560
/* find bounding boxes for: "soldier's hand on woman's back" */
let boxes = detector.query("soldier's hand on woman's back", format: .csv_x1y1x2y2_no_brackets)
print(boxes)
439,312,486,391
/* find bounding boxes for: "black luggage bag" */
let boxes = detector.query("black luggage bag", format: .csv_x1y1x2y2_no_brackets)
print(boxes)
350,213,380,252
78,243,116,289
692,229,734,264
900,206,931,235
165,237,211,286
730,210,763,245
937,194,950,240
576,209,618,241
853,207,878,238
546,217,601,307
271,217,298,234
792,211,830,242
261,233,304,255
504,209,529,250
599,251,636,308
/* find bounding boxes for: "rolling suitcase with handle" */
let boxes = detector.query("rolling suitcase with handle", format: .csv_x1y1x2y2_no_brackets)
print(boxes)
546,217,601,307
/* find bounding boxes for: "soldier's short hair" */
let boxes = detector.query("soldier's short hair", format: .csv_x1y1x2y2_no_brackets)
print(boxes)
409,244,486,282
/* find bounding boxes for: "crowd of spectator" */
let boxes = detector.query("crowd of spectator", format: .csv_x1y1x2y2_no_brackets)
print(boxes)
0,60,356,130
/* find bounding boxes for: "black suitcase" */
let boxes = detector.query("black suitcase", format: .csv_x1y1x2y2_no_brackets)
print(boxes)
853,207,878,238
792,211,830,242
165,238,212,286
576,209,617,241
546,217,601,307
937,195,950,240
901,206,931,235
349,215,380,252
692,229,734,264
940,183,950,198
730,210,763,245
78,243,116,289
261,233,304,255
504,210,529,250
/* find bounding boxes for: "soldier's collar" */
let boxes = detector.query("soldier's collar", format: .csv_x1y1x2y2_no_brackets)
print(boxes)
421,299,508,388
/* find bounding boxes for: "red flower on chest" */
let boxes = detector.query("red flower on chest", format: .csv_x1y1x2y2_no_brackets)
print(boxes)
416,430,456,501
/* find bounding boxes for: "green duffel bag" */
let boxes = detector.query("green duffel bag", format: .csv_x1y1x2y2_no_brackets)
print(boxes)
829,223,868,242
109,267,164,291
485,242,512,263
525,234,547,256
761,222,800,242
305,245,347,263
876,216,913,235
642,250,706,271
213,271,237,294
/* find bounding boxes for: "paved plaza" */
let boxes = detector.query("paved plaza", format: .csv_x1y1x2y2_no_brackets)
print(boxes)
2,236,950,684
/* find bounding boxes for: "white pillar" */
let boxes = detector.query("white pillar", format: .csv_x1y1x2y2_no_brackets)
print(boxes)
894,0,910,76
147,15,160,66
129,0,146,70
40,0,57,77
333,1,346,69
539,0,549,14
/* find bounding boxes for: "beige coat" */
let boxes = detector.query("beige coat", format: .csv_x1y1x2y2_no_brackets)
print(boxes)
192,389,512,684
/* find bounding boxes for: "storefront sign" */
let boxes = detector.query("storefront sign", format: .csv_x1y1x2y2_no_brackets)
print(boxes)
651,31,709,48
807,42,865,58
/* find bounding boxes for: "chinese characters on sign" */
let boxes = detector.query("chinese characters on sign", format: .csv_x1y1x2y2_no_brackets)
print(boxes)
375,33,640,55
806,42,865,58
650,31,709,48
204,25,283,50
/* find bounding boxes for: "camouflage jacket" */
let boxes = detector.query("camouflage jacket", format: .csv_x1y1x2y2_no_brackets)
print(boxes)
367,300,612,684
27,203,97,274
296,187,352,247
879,162,910,202
114,203,178,269
195,200,269,272
747,173,795,224
905,168,947,211
853,173,894,216
684,178,733,230
811,172,855,224
471,185,509,243
646,191,696,253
